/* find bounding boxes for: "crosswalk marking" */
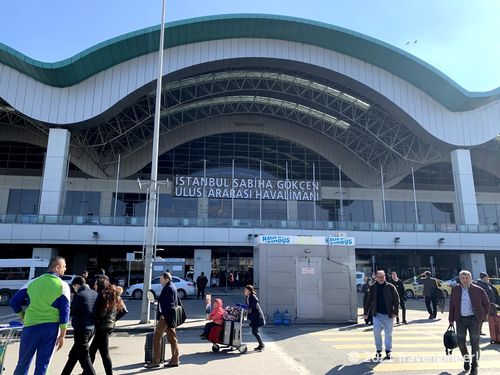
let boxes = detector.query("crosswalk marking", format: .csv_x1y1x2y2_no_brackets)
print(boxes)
386,351,498,357
312,330,437,336
371,360,500,372
321,336,439,342
332,343,445,349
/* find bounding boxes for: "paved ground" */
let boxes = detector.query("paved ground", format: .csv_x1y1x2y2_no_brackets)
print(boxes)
1,290,499,374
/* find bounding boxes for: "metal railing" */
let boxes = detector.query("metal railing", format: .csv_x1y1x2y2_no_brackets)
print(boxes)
0,214,498,233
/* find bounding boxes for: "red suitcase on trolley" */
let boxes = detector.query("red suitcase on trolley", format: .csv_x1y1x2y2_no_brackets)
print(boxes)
488,313,500,344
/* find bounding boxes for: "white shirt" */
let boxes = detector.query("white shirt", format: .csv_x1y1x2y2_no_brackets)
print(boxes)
460,285,474,317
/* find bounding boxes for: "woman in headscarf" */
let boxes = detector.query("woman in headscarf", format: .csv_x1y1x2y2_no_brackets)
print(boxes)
89,275,127,374
200,298,224,339
244,285,265,351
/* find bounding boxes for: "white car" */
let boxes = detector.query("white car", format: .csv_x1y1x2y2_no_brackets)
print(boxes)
124,276,196,300
60,274,79,285
356,271,365,292
443,276,460,288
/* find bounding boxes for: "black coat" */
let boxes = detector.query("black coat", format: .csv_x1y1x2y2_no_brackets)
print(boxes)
389,279,407,301
158,281,179,320
246,293,265,328
71,284,98,330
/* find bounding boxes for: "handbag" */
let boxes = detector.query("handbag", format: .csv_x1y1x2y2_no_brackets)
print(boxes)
166,298,187,328
443,324,458,355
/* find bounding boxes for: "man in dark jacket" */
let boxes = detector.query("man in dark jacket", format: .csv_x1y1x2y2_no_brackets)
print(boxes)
61,276,98,375
145,272,180,369
422,271,438,319
390,271,407,324
474,272,498,335
364,270,399,361
196,272,208,300
449,270,490,375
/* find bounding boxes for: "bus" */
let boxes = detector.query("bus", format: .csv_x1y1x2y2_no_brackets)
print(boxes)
0,258,50,305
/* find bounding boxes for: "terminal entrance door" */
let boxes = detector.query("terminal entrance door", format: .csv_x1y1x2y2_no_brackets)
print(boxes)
296,257,323,319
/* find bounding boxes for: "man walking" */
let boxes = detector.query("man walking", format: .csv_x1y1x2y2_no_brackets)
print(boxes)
61,276,98,375
10,256,70,375
145,272,180,369
449,270,490,374
196,272,208,300
474,272,498,335
390,271,407,324
422,271,438,319
364,270,399,361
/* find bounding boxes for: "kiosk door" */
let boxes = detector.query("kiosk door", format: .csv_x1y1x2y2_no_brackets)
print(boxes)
296,257,323,319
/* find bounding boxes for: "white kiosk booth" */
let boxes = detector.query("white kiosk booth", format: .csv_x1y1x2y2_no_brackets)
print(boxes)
254,234,357,323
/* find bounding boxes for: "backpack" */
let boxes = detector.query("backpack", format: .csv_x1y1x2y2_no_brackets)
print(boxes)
443,324,458,355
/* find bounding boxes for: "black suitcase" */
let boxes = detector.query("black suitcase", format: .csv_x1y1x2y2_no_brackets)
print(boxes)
144,332,167,363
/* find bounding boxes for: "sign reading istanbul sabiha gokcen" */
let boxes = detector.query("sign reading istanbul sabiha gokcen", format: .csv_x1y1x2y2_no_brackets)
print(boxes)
174,176,320,201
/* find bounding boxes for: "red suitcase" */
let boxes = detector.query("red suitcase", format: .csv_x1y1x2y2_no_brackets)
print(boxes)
488,313,500,344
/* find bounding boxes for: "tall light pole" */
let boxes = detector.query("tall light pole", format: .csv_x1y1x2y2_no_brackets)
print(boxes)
140,0,166,323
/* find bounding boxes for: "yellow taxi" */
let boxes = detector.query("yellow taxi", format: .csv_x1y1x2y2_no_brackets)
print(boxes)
402,276,451,299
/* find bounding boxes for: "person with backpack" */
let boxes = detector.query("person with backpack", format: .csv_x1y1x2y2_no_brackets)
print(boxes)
449,270,490,375
89,275,128,375
196,272,208,300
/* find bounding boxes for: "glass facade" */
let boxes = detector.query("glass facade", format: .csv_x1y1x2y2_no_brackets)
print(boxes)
0,142,45,175
63,191,101,216
7,189,40,214
477,204,500,225
385,201,455,224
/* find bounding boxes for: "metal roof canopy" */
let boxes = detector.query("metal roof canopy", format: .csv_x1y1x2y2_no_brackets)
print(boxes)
0,14,499,111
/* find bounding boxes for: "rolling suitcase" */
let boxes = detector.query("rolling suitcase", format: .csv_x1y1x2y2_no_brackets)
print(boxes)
223,320,234,345
488,313,500,344
144,332,167,363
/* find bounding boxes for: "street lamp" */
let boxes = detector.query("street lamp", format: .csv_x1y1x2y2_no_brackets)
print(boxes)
140,0,166,324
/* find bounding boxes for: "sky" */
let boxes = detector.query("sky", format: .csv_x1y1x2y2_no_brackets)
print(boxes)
0,0,499,92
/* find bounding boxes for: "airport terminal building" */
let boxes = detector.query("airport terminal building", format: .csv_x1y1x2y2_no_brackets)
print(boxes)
1,14,500,284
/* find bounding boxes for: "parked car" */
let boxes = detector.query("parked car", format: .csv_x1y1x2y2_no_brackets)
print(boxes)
60,274,79,285
402,276,451,299
124,276,196,300
356,271,365,292
443,275,460,288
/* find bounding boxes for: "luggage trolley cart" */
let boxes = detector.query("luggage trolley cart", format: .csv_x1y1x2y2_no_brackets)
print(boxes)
210,304,248,353
0,323,23,375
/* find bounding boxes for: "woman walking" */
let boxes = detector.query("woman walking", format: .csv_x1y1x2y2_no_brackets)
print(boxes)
89,275,127,375
244,285,265,351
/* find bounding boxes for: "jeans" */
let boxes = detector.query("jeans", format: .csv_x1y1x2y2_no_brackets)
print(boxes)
372,314,394,352
153,317,179,365
61,329,96,375
89,328,113,375
425,296,437,316
457,316,481,365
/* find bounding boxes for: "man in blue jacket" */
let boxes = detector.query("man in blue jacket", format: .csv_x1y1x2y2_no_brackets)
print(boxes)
145,272,180,369
61,276,98,375
10,256,70,375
